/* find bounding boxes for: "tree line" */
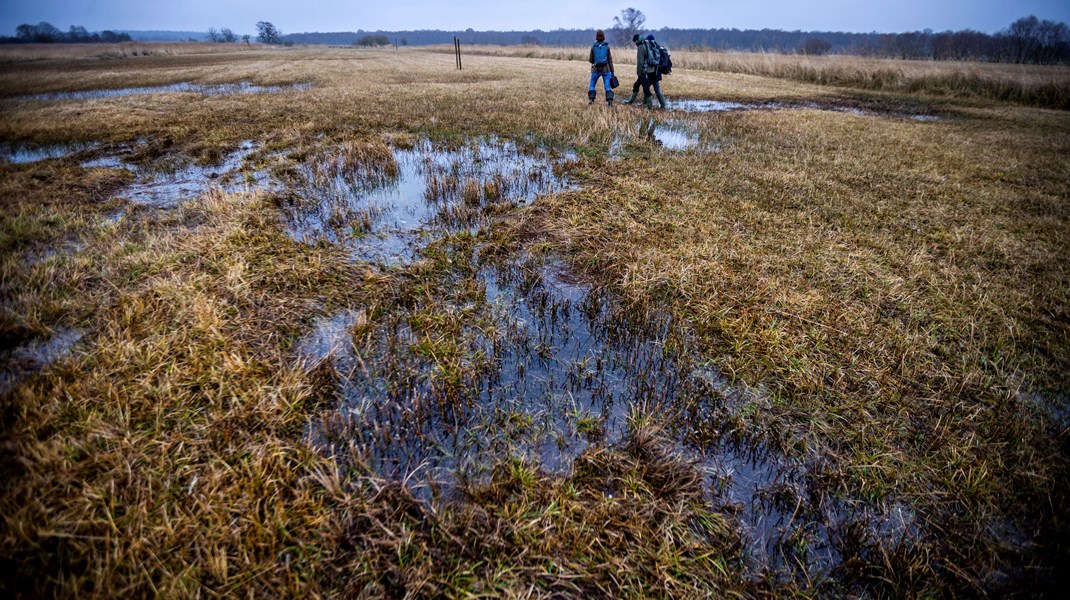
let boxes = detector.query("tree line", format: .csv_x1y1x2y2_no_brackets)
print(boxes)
284,15,1069,65
0,20,285,45
5,14,1068,65
3,21,131,44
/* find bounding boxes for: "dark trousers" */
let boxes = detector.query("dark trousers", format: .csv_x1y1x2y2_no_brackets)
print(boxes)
640,72,662,99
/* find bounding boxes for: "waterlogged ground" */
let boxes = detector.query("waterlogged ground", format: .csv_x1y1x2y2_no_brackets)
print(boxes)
0,110,949,587
279,137,573,265
7,126,918,580
10,81,312,102
278,133,919,580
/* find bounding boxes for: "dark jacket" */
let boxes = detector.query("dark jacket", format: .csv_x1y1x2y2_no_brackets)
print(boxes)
636,40,657,76
589,42,614,74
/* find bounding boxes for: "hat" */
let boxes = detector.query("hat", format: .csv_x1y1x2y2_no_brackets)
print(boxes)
646,34,655,41
596,29,605,41
632,34,641,42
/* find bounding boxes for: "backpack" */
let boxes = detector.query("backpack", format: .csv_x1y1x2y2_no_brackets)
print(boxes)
643,40,661,71
656,43,673,75
592,41,609,67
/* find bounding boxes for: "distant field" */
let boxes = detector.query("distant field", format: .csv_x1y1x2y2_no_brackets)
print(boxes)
465,44,1070,108
1,44,1068,597
0,41,267,62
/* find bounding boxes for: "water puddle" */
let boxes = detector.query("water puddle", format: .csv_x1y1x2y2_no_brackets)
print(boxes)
1020,389,1070,433
672,99,754,113
1,142,99,164
646,118,703,150
301,251,921,579
0,327,83,396
14,81,312,102
610,117,717,157
280,138,573,266
89,140,269,208
290,134,922,581
671,97,944,121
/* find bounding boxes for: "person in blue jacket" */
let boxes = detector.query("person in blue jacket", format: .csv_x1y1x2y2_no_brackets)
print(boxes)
587,29,615,106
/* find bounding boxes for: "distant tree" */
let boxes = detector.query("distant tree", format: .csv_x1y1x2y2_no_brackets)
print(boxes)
801,37,832,55
610,8,646,46
206,27,220,43
256,21,282,44
1006,15,1040,63
15,24,36,42
520,34,541,46
400,38,408,46
219,28,238,43
242,34,251,44
100,30,131,43
68,25,90,43
1001,15,1070,64
355,34,390,47
1035,19,1070,64
16,21,62,43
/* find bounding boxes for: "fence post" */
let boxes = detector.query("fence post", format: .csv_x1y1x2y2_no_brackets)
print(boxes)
454,36,462,70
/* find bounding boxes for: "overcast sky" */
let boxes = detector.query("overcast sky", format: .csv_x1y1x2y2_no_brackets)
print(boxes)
2,1,1069,36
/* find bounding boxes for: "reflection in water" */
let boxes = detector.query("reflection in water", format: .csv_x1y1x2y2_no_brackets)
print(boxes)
15,81,312,102
0,142,99,164
280,138,574,266
0,327,83,396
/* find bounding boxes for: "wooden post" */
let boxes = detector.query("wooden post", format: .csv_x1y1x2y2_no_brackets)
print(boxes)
454,36,462,70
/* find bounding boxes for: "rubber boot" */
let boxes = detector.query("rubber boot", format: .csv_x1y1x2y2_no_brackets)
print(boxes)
642,94,653,108
656,93,667,109
587,90,596,105
606,90,615,106
622,92,638,105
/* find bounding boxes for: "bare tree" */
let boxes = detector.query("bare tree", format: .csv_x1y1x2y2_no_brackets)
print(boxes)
219,28,238,43
256,21,282,45
610,8,646,47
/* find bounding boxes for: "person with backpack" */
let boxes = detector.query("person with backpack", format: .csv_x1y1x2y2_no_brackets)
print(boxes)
587,29,615,106
643,34,668,109
627,33,664,109
622,34,645,105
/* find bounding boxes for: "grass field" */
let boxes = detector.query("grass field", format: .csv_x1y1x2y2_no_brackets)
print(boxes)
1,43,1068,597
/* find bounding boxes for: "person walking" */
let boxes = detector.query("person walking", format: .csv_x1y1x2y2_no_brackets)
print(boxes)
645,34,668,109
631,33,659,109
622,34,644,105
587,29,615,106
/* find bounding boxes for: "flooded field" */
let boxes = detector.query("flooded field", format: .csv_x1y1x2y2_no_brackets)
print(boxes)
271,131,921,580
11,81,312,102
2,45,1066,598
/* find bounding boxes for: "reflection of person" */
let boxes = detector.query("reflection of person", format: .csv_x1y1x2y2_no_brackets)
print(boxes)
587,29,615,106
622,34,643,105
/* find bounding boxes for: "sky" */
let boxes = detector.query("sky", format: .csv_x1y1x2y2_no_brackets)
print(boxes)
2,1,1069,36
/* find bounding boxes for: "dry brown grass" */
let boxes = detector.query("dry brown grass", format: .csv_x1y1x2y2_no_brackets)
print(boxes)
466,45,1070,108
1,45,1068,597
0,41,269,63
